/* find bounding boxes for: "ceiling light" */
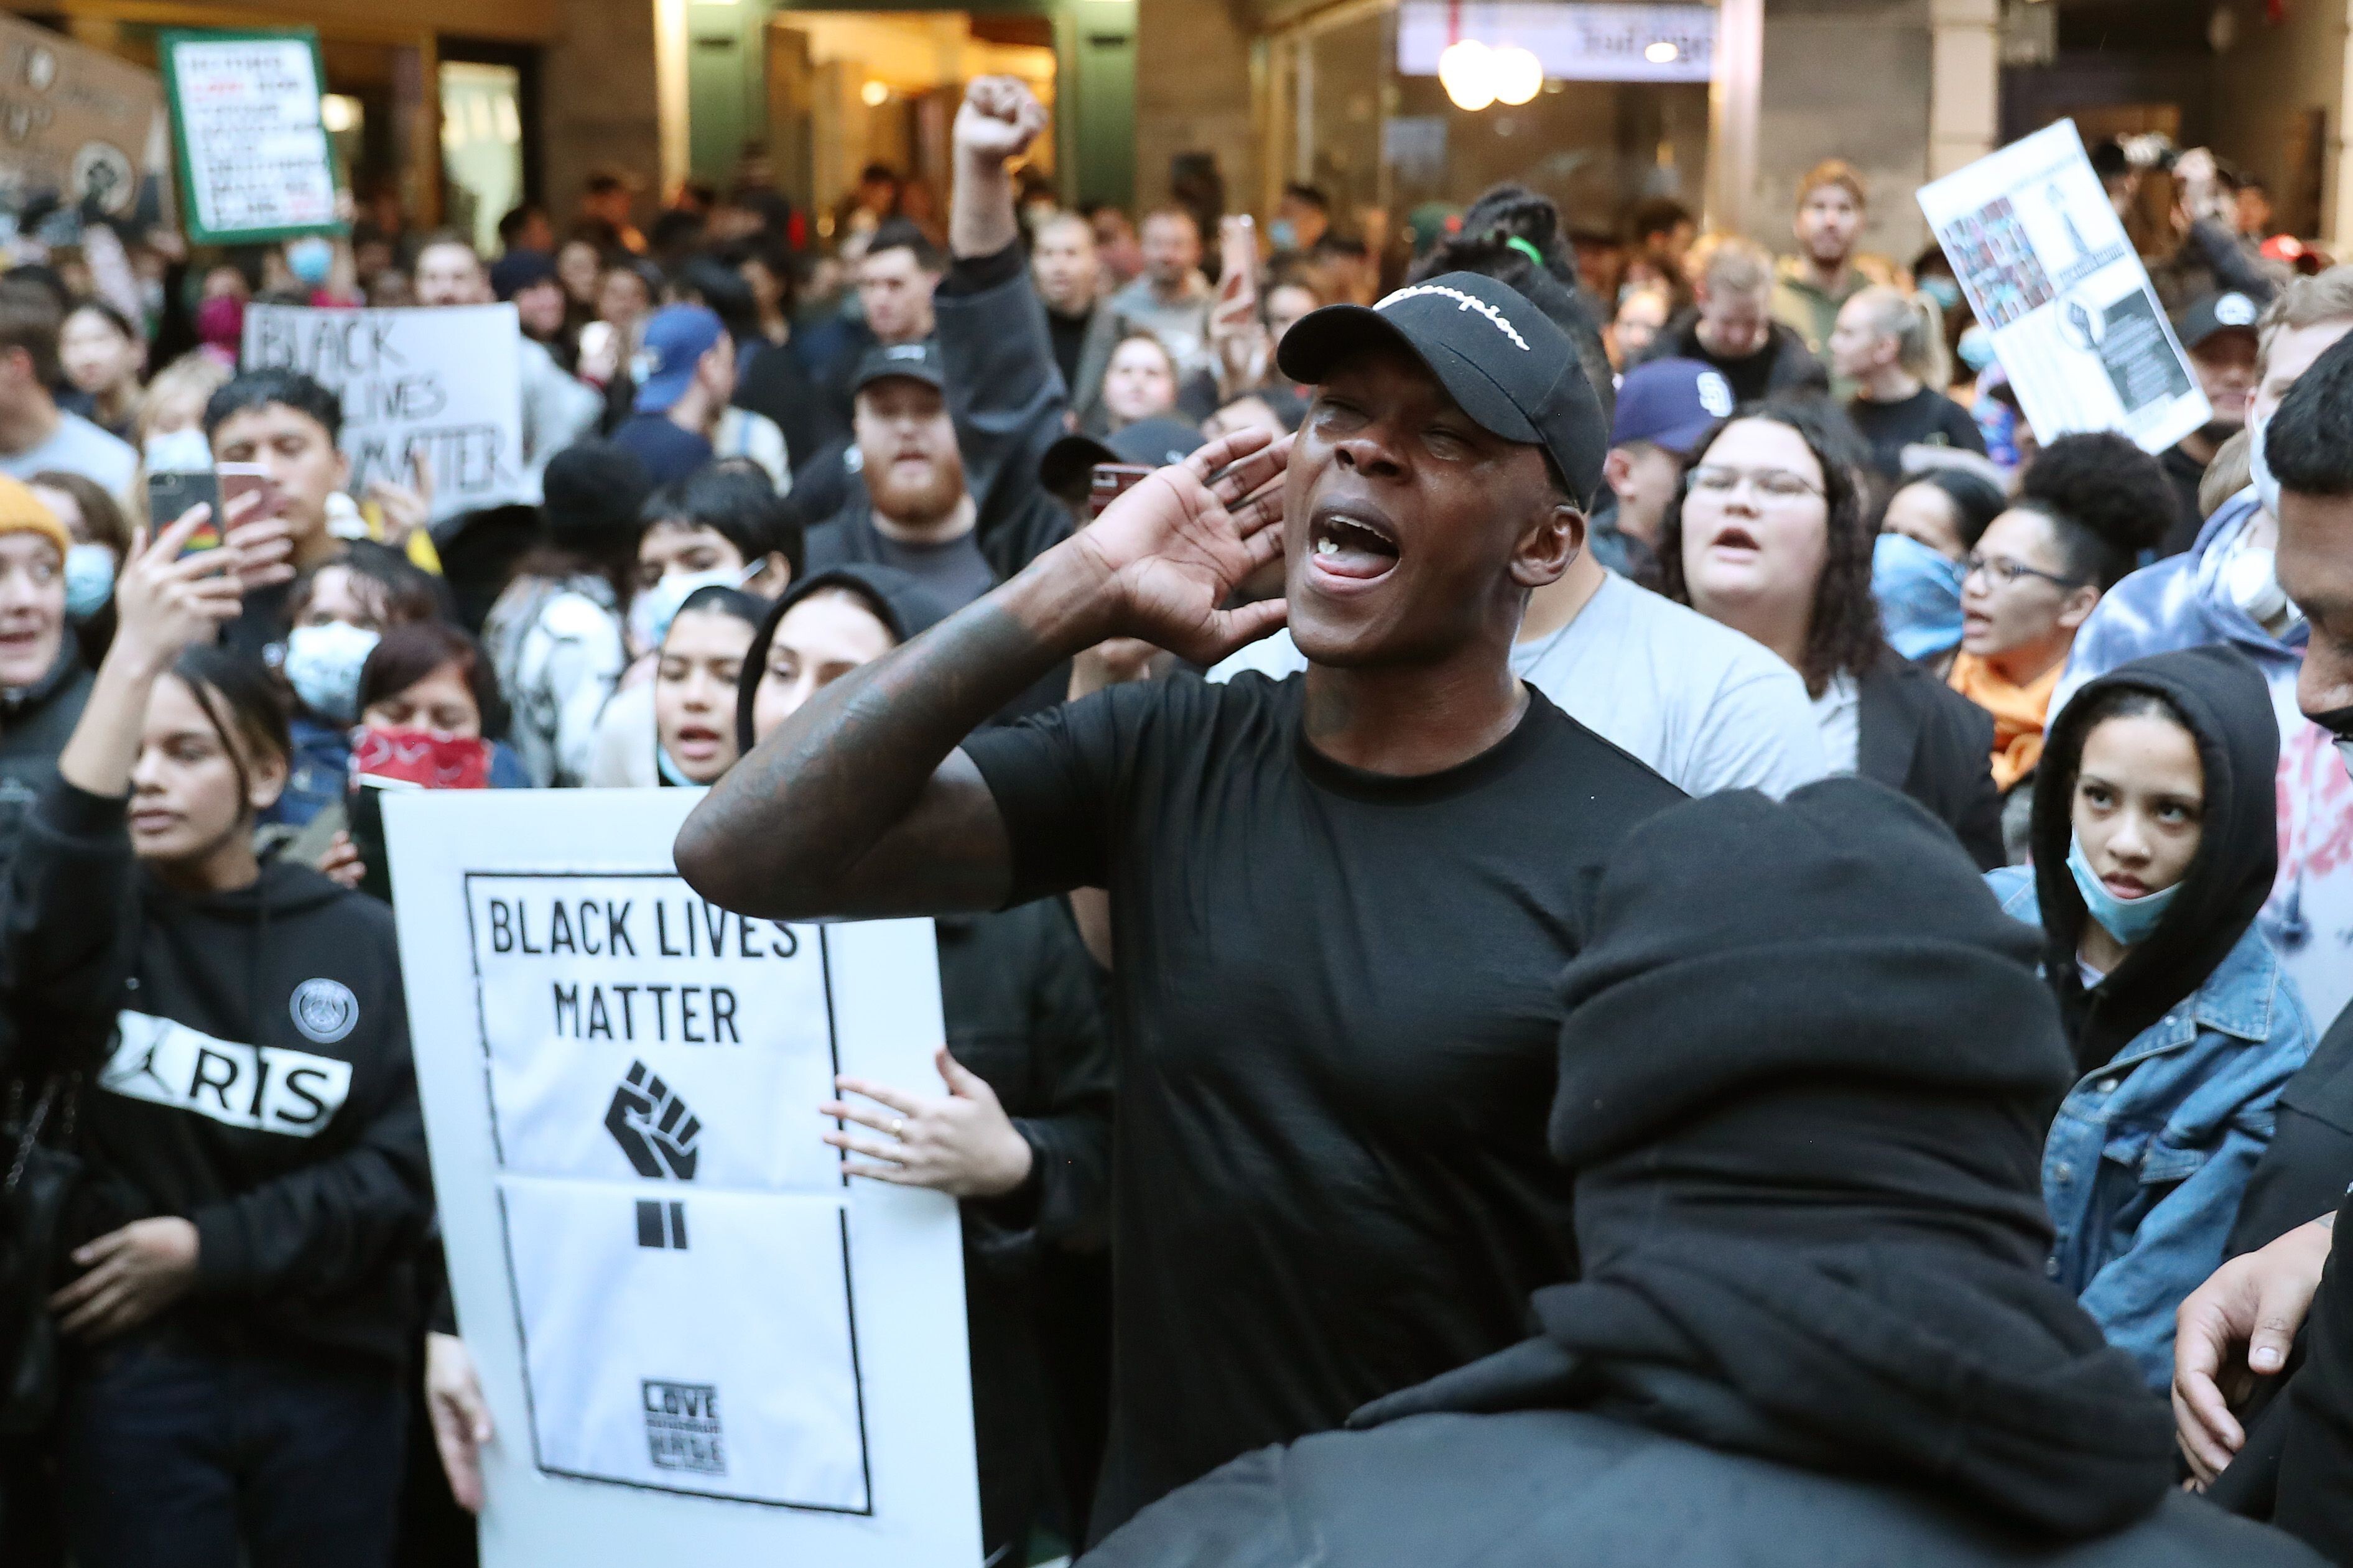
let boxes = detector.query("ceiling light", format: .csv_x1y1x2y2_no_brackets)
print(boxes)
1491,44,1543,106
1438,38,1496,112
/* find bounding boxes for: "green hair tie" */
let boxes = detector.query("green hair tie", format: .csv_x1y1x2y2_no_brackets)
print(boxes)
1503,236,1544,267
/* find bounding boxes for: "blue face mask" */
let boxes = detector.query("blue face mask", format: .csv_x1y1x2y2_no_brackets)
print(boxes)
656,746,698,787
282,620,381,723
286,236,334,288
1267,218,1299,252
2067,832,2185,948
1920,275,1964,314
63,543,114,620
1957,323,1997,374
1871,532,1965,661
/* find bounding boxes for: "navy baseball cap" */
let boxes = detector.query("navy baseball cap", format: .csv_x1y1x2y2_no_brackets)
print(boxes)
1276,271,1609,508
632,305,727,413
1612,357,1736,454
2176,290,2261,353
852,339,946,396
1037,416,1207,500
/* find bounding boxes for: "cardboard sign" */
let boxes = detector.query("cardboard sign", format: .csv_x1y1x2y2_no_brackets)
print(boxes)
160,27,340,244
384,789,982,1566
1918,120,2212,454
0,14,175,244
241,303,526,514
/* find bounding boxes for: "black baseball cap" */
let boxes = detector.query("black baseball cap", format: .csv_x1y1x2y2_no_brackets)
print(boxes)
2176,290,2262,353
1037,416,1207,501
1276,270,1608,508
851,339,945,396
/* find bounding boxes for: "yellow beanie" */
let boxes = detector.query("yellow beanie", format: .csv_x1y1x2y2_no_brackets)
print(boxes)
0,475,70,559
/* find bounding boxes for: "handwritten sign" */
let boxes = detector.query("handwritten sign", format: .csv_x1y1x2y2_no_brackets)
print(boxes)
160,29,339,244
242,304,526,514
384,790,980,1565
0,14,175,244
1918,120,2211,453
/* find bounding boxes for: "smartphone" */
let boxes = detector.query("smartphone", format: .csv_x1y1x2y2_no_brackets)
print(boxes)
146,469,223,559
1089,463,1154,520
216,462,279,525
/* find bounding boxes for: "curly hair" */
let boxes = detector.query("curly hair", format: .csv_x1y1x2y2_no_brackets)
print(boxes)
2013,432,2172,589
1457,184,1576,285
1658,400,1888,696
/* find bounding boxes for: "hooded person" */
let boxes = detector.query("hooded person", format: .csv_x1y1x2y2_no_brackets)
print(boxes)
1987,647,2311,1392
725,560,1112,1559
0,476,90,897
1083,779,2309,1568
0,508,432,1567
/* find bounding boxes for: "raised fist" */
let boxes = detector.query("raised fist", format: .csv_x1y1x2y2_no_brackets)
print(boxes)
955,75,1048,165
605,1061,702,1180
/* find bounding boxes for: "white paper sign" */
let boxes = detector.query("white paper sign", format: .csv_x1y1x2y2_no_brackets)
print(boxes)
241,304,526,516
163,33,337,240
1918,120,2211,453
385,790,981,1566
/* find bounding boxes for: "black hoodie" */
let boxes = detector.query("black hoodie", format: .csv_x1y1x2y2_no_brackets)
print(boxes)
1084,783,2253,1568
2027,646,2280,1072
0,781,432,1367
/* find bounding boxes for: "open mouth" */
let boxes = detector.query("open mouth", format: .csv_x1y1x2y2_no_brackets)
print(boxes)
672,724,723,761
2102,873,2150,899
1709,525,1761,555
1307,503,1401,583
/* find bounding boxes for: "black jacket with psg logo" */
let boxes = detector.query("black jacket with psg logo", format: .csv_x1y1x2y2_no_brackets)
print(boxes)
0,779,432,1367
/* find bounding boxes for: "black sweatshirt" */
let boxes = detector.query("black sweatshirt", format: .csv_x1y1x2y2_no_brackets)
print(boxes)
0,780,434,1367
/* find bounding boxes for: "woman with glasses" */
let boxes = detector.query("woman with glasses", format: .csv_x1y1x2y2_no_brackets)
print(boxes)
1948,432,2174,851
1661,401,2005,867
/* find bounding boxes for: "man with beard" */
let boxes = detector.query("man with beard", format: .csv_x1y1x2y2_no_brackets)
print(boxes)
2161,292,2262,554
680,73,1683,1546
1770,160,1872,370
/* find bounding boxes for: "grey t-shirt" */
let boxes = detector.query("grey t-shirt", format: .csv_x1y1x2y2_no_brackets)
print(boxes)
1210,572,1830,799
2,411,137,497
804,510,998,612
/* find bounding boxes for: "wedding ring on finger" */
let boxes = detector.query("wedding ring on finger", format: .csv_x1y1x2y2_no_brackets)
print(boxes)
890,1118,906,1139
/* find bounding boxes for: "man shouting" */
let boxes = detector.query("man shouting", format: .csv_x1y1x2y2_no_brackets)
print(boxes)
677,76,1682,1539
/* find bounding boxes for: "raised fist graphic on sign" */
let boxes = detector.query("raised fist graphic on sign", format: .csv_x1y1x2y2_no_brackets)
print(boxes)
605,1061,702,1181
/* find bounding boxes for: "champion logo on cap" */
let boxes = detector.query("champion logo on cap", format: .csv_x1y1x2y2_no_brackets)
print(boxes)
1375,284,1532,351
883,344,927,360
1696,371,1735,417
2216,293,2258,327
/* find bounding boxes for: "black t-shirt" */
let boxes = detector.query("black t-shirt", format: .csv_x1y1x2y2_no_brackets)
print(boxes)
961,673,1684,1537
1844,387,1987,481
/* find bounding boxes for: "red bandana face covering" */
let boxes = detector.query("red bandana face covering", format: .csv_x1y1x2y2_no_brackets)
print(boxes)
351,727,494,792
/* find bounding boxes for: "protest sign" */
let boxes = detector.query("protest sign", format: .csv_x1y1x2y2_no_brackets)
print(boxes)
243,303,527,516
1918,120,2211,454
385,789,981,1566
0,14,175,246
159,28,340,244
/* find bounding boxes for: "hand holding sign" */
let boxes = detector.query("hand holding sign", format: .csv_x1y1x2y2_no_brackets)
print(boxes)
823,1046,1034,1199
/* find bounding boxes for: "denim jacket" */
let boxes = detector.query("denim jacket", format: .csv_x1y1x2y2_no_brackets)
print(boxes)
1990,866,2315,1391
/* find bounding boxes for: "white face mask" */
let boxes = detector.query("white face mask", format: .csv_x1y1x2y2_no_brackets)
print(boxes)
628,567,740,656
282,621,381,723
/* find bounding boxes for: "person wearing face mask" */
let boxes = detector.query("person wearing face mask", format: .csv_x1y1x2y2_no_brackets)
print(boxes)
2053,267,2353,1032
588,465,799,786
651,585,762,786
1871,465,2009,672
0,507,432,1568
298,621,532,896
1984,648,2311,1393
27,470,134,668
267,548,445,828
1949,433,2173,855
1660,402,2003,866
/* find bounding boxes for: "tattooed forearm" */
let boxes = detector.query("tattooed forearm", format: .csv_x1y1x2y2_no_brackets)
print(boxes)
676,559,1103,921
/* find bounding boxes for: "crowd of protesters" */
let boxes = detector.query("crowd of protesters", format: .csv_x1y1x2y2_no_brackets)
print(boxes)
1,65,2352,1568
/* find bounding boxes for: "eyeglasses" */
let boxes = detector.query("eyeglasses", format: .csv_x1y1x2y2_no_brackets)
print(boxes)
1961,552,2082,591
1686,465,1824,502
